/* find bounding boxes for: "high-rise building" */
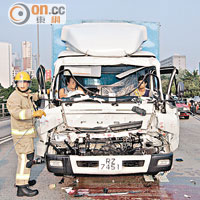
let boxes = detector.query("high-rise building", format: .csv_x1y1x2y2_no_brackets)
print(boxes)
160,55,186,71
32,54,38,73
12,52,18,67
0,42,12,88
12,52,21,67
12,66,21,84
12,52,22,84
22,41,32,70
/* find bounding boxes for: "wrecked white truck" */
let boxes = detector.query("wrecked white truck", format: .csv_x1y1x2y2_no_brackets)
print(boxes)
36,22,183,176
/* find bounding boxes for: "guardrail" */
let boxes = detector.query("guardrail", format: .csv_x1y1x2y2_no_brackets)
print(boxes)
0,103,10,118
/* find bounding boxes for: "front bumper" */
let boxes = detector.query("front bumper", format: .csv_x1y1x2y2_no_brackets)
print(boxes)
46,153,173,175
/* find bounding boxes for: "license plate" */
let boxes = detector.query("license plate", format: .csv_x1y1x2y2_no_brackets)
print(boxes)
99,157,122,171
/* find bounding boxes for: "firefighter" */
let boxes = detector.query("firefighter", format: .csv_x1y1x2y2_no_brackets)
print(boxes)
7,71,46,197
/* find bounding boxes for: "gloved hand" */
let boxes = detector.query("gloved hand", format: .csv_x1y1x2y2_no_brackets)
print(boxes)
32,110,46,118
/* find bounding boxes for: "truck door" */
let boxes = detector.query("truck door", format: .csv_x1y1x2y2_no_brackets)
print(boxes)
159,66,182,152
160,66,179,100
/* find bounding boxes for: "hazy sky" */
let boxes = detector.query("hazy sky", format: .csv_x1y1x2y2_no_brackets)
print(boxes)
0,0,199,71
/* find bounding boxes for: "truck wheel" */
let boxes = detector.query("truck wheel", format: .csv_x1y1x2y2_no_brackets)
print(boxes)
184,116,189,119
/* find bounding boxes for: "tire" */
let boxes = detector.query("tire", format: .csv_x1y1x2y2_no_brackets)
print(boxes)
184,116,189,119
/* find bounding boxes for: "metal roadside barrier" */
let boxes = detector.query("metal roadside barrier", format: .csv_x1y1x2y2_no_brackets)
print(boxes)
0,102,10,119
188,111,200,121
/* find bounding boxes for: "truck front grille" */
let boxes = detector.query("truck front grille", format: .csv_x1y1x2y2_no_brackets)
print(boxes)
76,160,145,168
76,161,99,167
122,160,145,167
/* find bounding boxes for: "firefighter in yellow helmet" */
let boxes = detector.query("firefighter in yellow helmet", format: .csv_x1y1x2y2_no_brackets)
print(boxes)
7,71,46,197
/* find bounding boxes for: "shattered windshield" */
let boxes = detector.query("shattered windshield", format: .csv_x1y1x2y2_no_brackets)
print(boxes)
83,65,155,96
60,65,156,97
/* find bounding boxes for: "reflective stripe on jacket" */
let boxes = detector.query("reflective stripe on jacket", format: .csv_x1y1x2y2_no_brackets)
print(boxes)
11,128,35,136
7,88,38,137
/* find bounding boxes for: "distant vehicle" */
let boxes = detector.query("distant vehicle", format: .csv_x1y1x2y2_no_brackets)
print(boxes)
176,100,190,119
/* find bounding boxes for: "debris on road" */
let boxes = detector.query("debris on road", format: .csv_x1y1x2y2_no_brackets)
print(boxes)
86,191,141,197
48,184,56,189
103,188,108,193
68,190,76,195
74,194,84,197
77,189,90,195
184,194,191,198
87,192,129,196
155,172,169,182
190,180,196,185
176,158,184,162
62,187,73,193
75,179,79,183
143,175,154,182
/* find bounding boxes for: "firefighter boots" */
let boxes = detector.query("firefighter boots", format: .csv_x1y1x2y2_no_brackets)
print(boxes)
17,185,39,197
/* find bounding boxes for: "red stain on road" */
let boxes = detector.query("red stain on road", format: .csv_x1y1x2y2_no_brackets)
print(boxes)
63,175,200,200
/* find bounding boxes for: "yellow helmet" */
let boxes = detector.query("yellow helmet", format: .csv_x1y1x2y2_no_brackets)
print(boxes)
15,71,31,82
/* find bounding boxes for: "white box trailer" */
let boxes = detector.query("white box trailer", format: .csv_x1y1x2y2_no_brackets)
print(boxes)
36,22,183,176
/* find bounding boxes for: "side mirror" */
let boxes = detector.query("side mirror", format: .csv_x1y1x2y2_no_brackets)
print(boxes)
36,65,46,109
36,65,46,94
177,82,184,98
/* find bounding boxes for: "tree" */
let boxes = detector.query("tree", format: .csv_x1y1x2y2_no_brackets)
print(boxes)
178,69,200,97
0,79,52,104
161,69,200,98
45,81,51,89
161,75,170,95
30,78,39,93
30,79,51,92
0,85,15,103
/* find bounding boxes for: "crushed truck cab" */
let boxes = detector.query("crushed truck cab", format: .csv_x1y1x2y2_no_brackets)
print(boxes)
36,22,181,176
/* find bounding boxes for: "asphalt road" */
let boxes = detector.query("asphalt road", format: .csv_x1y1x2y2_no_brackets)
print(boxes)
0,119,11,138
0,117,200,199
0,119,63,200
160,116,200,199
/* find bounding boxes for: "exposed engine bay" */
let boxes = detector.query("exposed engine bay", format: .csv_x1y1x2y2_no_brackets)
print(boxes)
46,119,170,158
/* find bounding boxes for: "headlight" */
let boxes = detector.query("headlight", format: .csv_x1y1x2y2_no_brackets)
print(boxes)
157,159,170,166
49,160,63,167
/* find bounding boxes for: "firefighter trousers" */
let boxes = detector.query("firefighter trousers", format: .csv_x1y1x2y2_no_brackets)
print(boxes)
12,135,34,186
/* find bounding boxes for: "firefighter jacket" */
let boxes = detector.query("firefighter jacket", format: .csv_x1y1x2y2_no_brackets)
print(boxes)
7,88,39,138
